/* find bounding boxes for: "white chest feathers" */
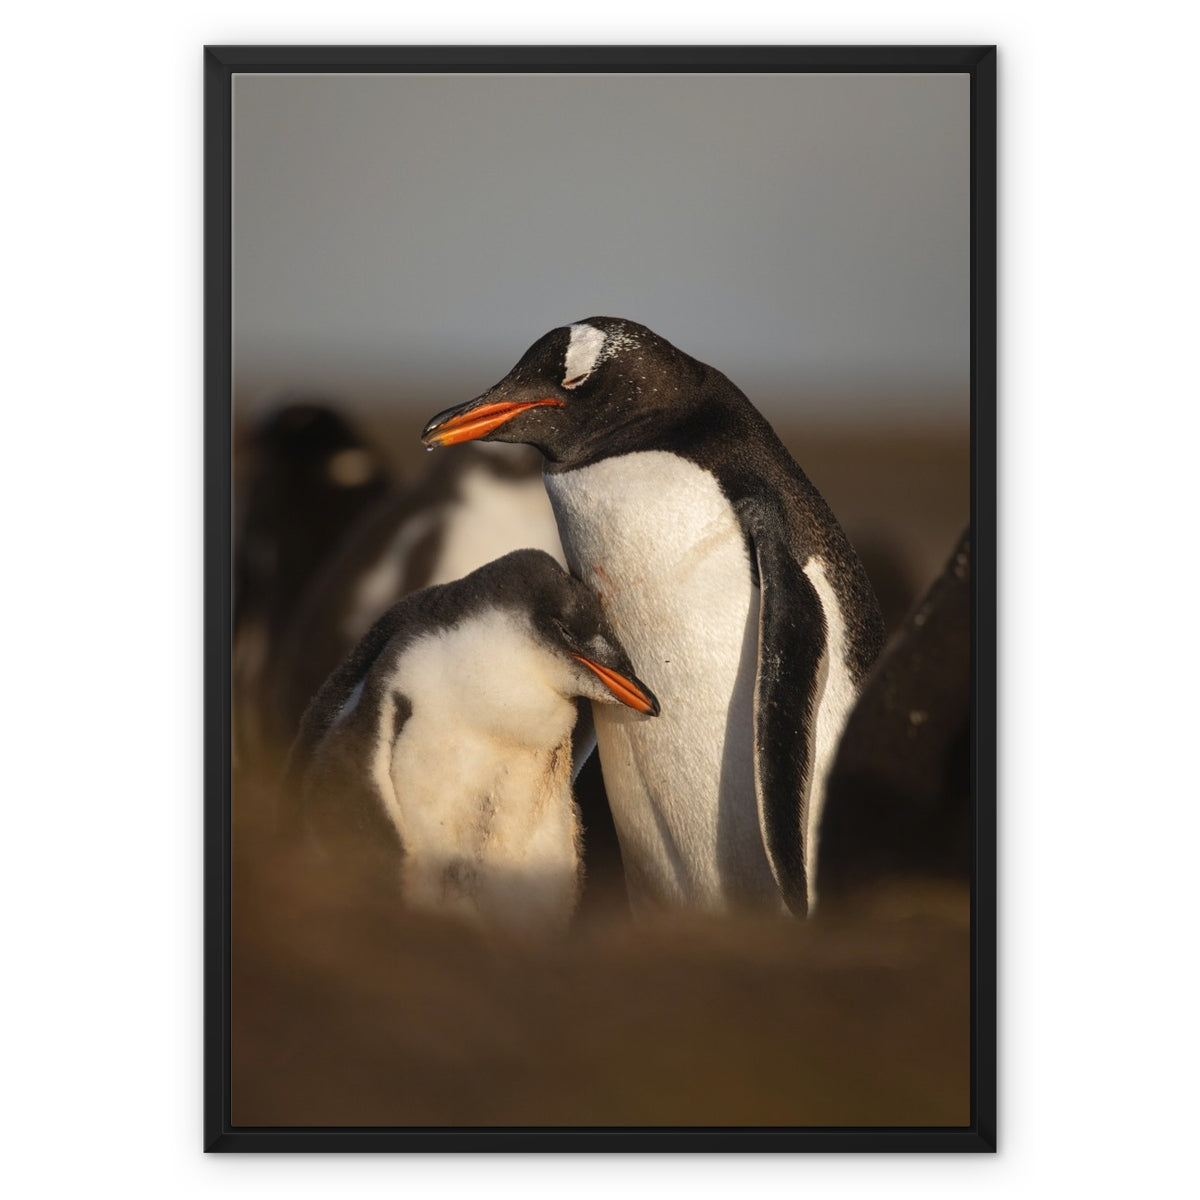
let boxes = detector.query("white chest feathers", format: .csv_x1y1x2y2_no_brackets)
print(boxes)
363,611,583,937
545,451,777,912
544,451,858,916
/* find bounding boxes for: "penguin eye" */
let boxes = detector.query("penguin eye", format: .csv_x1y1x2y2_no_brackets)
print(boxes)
562,372,591,390
551,617,579,649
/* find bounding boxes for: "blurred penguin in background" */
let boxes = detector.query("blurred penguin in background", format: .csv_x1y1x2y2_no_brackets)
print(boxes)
265,442,560,741
816,527,972,904
233,401,391,759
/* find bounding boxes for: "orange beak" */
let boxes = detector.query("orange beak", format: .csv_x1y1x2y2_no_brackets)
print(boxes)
421,398,565,448
571,654,660,716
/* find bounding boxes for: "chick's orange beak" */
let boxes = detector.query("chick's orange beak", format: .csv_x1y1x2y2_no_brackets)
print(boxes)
571,654,660,716
421,398,565,448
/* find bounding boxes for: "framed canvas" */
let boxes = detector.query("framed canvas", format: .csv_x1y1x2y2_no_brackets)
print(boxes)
205,44,996,1152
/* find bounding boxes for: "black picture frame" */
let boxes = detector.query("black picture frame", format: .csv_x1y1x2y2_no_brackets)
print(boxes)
205,43,996,1153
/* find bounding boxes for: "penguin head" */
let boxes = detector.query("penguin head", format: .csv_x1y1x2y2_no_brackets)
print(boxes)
255,401,387,491
421,318,704,465
480,550,660,716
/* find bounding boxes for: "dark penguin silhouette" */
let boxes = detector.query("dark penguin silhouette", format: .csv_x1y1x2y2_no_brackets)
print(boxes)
283,550,660,937
816,528,972,902
233,402,390,755
421,318,885,917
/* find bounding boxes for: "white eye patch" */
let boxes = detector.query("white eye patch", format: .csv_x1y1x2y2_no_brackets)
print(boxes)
562,324,607,388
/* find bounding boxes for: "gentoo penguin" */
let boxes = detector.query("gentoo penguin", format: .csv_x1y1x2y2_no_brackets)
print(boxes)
817,528,971,903
234,401,391,646
283,549,659,937
421,318,885,917
265,442,561,742
233,401,390,757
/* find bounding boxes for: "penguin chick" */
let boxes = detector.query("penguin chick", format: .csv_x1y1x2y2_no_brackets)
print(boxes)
282,549,659,938
421,318,885,918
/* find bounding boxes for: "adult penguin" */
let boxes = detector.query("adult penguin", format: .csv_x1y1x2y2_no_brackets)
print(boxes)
422,318,884,916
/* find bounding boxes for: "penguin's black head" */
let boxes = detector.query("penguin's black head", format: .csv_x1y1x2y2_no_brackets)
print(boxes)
478,550,660,716
256,401,387,489
420,317,706,466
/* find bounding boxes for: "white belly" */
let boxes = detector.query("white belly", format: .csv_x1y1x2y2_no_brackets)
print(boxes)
366,612,583,936
545,451,779,913
390,723,580,937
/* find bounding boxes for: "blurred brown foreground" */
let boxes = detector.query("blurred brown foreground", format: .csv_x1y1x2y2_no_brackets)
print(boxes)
233,754,969,1130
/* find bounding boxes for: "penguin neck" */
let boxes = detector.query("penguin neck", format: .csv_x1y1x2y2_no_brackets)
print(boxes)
540,365,743,475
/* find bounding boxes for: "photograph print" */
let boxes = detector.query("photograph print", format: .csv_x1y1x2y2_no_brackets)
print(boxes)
207,45,995,1150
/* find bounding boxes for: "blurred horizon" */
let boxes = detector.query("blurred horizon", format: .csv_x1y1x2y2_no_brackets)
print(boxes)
232,72,970,428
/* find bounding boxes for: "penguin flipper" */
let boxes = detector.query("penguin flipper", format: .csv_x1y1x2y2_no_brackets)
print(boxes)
744,509,826,918
570,699,598,783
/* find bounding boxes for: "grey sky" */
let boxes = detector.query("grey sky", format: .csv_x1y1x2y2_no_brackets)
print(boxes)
233,72,969,424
